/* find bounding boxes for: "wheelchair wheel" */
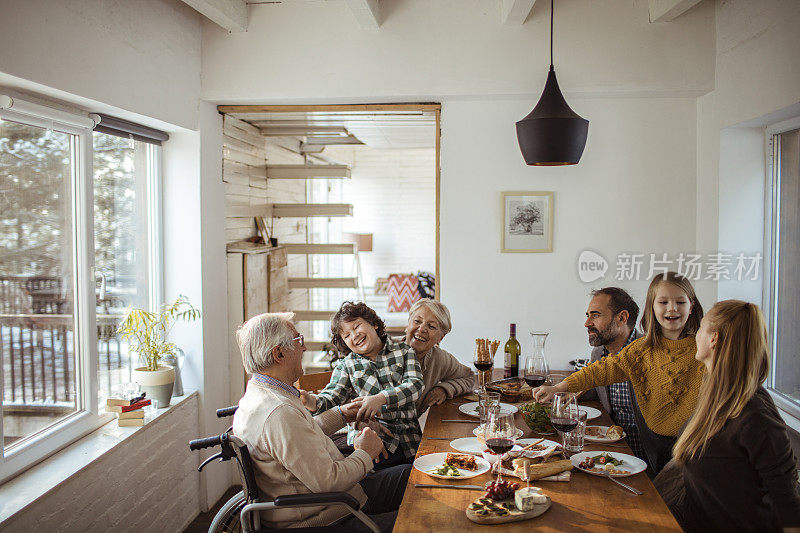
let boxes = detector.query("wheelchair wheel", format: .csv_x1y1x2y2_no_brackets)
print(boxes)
209,490,247,533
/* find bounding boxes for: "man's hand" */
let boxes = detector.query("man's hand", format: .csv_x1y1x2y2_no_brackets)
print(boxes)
532,382,568,403
339,398,365,423
356,393,387,421
353,427,387,460
298,390,317,411
421,387,447,411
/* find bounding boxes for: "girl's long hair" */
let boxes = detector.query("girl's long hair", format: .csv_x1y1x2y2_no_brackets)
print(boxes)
672,300,769,463
640,272,703,349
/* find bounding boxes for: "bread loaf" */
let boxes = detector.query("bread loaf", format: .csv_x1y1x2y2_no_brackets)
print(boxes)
512,458,572,480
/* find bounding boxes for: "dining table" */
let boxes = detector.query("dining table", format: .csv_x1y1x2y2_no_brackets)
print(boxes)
393,388,681,532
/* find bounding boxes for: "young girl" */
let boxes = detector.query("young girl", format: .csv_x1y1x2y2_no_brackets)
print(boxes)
656,300,800,532
533,272,705,473
303,301,424,469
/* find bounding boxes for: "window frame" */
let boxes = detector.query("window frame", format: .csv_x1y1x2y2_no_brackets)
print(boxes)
0,105,165,483
763,115,800,420
0,109,101,483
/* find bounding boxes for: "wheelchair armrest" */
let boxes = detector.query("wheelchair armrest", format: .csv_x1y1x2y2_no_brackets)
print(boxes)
273,491,360,511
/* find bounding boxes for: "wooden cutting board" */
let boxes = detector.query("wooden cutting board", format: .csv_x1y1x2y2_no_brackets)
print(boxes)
465,495,551,525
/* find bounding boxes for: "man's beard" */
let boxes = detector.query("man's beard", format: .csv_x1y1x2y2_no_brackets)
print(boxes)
587,325,617,347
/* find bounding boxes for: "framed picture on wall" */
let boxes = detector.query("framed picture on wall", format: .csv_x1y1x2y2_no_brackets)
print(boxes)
501,191,554,253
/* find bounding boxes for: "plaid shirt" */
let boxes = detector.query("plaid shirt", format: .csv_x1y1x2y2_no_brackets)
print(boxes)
605,329,645,461
315,337,424,458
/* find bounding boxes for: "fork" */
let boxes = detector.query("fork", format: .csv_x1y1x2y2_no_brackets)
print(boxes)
604,473,643,495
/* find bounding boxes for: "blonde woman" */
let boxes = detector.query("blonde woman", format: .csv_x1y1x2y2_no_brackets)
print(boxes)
656,300,800,532
404,299,474,414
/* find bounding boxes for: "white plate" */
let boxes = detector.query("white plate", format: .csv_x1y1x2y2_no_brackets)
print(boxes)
570,451,647,478
459,401,519,417
472,425,524,440
413,452,491,480
584,425,626,443
516,438,561,449
578,405,602,420
449,437,485,455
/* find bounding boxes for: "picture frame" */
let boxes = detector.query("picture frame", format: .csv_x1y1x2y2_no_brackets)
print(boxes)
501,191,554,253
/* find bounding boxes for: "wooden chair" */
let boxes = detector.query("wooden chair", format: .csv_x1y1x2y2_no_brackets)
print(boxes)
295,371,333,393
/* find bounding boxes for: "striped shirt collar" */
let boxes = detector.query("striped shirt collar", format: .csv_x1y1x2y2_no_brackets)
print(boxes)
252,373,300,397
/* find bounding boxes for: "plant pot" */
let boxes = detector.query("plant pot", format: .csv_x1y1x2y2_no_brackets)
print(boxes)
133,365,175,408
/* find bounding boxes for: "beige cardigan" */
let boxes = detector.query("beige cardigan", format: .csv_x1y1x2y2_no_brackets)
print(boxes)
416,345,475,413
232,378,373,528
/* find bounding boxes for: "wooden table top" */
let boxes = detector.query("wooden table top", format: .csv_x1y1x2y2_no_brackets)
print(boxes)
393,396,681,532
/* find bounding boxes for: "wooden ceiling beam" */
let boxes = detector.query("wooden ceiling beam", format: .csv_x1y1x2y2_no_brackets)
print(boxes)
648,0,704,23
502,0,537,25
180,0,248,32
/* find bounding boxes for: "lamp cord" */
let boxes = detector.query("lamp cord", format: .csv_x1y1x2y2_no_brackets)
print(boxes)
550,0,554,67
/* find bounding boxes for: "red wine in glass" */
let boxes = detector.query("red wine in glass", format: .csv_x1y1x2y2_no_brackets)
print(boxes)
550,417,579,433
474,361,493,372
524,375,546,387
485,438,515,454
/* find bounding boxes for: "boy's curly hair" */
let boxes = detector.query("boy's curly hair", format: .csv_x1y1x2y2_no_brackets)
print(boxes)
330,301,387,355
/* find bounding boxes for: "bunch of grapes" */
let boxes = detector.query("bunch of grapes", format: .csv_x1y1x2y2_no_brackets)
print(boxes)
484,479,519,500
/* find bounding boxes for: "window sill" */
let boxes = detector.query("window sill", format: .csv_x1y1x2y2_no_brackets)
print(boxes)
768,388,800,433
0,390,198,526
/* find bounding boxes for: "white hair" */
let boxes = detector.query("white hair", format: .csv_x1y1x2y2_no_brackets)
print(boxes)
408,299,452,337
236,312,295,374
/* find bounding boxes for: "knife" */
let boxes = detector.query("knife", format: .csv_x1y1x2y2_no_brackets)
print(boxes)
415,484,484,490
441,420,477,423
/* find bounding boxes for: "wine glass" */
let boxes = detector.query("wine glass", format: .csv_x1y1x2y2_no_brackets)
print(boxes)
485,411,517,483
523,355,548,397
550,392,579,452
473,347,494,394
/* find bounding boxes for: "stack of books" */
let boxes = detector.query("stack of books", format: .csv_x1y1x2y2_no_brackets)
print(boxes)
106,397,151,427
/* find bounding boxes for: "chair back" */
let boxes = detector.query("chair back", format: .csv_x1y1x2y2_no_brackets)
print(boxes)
295,371,333,394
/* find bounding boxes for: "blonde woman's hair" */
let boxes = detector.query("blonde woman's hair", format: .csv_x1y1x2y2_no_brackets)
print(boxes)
408,299,452,336
640,272,703,349
236,312,295,374
672,300,769,463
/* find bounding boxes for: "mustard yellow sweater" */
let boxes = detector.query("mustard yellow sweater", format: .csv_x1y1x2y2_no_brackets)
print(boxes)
564,336,704,437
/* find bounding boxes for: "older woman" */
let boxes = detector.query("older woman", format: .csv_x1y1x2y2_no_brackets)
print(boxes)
405,299,474,413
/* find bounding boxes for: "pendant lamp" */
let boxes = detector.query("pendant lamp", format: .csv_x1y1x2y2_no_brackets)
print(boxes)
516,0,588,166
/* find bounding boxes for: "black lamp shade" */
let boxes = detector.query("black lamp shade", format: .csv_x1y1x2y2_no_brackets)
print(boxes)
516,66,589,166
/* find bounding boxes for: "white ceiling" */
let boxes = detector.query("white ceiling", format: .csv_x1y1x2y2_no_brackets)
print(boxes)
227,109,437,150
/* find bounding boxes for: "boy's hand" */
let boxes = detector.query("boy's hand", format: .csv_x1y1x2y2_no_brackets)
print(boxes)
339,398,364,422
356,418,396,439
355,393,387,421
299,390,317,411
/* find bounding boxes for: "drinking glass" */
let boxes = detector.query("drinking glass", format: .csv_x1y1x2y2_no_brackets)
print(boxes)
523,355,548,396
550,392,580,452
473,346,494,394
485,411,517,483
563,411,588,453
478,391,501,426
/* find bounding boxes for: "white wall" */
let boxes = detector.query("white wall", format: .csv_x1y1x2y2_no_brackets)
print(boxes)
0,0,201,130
695,0,800,304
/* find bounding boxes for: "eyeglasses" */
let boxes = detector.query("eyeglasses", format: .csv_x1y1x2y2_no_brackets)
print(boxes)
292,334,305,346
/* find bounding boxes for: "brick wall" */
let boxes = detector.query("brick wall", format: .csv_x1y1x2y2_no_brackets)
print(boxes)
2,394,201,532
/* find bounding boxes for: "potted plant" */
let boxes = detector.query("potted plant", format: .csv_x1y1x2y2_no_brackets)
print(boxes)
117,295,200,407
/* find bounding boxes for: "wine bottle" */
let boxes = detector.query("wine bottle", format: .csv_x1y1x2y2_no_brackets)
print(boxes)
504,323,521,378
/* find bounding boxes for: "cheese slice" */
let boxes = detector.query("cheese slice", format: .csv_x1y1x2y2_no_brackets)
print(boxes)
514,486,547,511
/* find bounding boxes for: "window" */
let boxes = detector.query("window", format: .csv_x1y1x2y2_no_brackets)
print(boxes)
765,126,800,415
0,97,164,481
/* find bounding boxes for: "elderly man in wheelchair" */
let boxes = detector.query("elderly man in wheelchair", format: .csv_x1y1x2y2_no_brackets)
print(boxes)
231,312,411,532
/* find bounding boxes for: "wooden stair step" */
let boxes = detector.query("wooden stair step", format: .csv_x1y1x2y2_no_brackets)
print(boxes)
266,164,351,179
272,203,353,218
292,310,337,321
288,277,358,289
283,243,356,255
